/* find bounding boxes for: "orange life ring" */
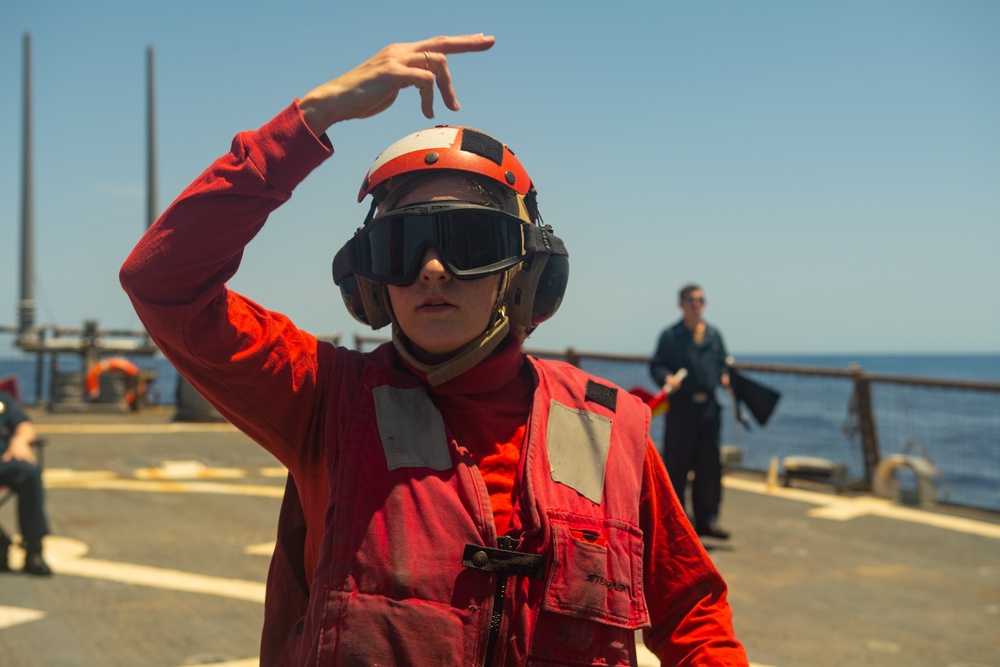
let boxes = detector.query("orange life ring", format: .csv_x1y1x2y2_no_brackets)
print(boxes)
86,358,141,403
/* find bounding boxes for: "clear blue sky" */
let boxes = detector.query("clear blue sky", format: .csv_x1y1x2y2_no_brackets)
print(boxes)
2,1,998,356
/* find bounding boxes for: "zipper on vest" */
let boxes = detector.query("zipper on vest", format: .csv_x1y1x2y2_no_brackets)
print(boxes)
462,536,546,666
482,535,519,667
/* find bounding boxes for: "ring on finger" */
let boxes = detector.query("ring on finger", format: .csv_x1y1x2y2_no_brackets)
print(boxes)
423,51,431,70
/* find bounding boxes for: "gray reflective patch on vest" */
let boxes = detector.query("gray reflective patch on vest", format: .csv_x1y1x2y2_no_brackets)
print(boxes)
546,400,612,504
373,386,452,471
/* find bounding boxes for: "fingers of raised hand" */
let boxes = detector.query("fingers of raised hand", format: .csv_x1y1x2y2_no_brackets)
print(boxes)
404,35,493,116
309,35,493,127
416,51,458,115
414,33,496,55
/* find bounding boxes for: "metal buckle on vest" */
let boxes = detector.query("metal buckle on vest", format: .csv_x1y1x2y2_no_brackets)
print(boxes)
461,543,547,580
497,535,520,551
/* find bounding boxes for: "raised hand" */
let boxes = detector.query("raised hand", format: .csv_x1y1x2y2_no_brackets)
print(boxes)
298,34,496,137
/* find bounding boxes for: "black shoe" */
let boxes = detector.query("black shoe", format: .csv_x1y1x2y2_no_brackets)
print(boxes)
696,523,731,540
23,552,53,576
0,534,11,572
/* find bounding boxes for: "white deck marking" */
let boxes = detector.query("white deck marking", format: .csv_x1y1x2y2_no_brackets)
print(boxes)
14,464,795,665
43,469,284,498
36,458,988,667
725,476,1000,539
635,641,658,666
635,637,776,667
41,535,266,603
244,541,275,556
0,605,45,629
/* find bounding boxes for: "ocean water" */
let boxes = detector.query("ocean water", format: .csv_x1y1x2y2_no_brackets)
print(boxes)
737,353,1000,384
2,350,998,512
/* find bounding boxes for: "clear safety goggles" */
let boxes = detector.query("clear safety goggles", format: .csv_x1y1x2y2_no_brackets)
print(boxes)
350,201,528,285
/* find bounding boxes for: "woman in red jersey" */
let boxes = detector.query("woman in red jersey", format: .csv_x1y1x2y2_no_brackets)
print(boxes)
121,34,748,667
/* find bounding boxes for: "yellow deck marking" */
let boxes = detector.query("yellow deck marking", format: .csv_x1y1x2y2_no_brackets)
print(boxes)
172,661,258,667
34,423,238,435
42,472,285,498
42,469,117,483
134,460,246,480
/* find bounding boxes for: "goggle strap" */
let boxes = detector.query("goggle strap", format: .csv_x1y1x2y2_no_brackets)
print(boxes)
525,187,541,225
362,199,378,226
333,200,383,285
523,224,568,257
332,240,357,285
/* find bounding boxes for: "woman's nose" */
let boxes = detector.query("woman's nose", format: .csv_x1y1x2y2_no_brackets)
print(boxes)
418,248,451,282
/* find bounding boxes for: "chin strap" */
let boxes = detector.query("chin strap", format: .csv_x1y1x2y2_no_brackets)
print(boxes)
388,266,518,387
393,315,511,387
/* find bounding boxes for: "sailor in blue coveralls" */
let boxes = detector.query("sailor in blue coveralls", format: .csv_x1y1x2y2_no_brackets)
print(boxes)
650,284,732,540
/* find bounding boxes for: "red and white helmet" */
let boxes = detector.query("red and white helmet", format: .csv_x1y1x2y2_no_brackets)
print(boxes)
334,126,569,384
358,126,535,212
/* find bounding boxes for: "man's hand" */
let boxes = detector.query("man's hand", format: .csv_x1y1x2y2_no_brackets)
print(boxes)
2,422,38,465
663,368,689,395
298,34,496,137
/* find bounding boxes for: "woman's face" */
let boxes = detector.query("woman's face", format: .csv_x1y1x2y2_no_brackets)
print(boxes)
385,174,502,363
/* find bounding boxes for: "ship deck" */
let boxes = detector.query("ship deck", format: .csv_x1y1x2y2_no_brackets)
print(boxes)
1,408,997,667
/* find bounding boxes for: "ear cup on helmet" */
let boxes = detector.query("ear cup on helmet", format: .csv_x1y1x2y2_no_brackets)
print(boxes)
338,274,369,326
338,274,392,330
333,234,393,330
356,277,392,330
504,252,569,330
530,254,569,325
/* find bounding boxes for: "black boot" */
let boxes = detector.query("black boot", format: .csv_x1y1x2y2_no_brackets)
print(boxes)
23,538,52,576
0,535,10,573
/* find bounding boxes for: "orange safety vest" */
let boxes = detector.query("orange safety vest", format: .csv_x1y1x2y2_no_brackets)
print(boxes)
262,355,651,666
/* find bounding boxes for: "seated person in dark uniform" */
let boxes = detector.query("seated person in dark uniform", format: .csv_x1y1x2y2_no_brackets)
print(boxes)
0,390,53,575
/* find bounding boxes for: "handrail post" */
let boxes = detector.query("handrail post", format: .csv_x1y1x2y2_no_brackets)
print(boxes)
849,364,881,490
33,328,45,405
565,347,580,368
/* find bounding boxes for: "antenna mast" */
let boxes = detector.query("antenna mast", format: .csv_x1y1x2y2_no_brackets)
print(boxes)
18,32,36,335
146,45,158,229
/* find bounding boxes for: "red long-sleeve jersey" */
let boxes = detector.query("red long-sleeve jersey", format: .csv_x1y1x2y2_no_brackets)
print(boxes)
119,101,748,666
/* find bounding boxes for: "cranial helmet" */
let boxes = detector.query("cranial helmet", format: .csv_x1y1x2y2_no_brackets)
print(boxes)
332,126,569,384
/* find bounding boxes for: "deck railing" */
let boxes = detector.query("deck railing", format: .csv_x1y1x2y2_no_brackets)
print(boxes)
3,330,997,513
352,335,1000,513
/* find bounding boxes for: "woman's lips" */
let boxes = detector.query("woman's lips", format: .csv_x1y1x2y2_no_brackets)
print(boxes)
418,296,455,312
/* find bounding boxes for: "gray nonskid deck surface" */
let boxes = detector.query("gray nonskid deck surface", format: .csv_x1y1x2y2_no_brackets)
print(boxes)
1,409,997,667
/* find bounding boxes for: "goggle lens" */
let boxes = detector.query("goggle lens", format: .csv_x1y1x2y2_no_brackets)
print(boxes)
356,203,526,285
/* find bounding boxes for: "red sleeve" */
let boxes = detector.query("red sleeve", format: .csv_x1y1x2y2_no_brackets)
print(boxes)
119,101,338,477
640,438,749,665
